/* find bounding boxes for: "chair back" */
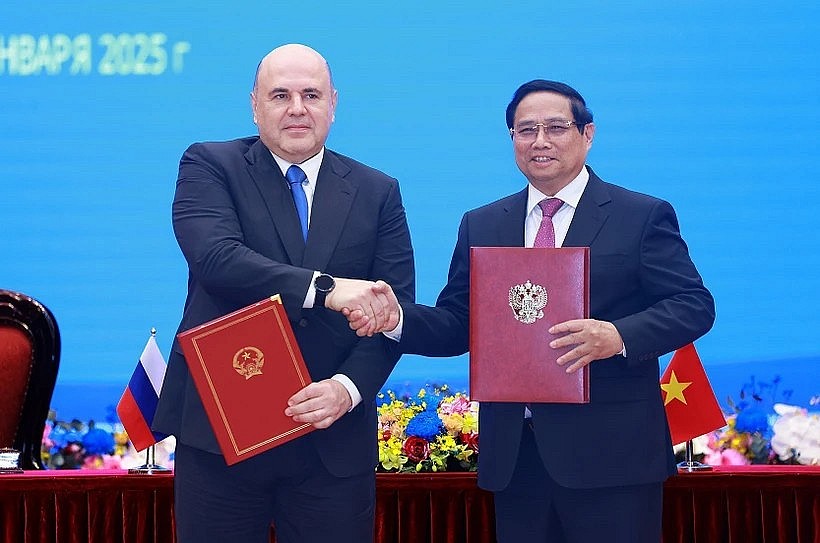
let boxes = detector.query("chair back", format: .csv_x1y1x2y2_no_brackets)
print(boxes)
0,290,60,469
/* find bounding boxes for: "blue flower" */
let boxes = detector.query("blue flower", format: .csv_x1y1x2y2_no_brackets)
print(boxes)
49,426,82,447
735,405,769,434
422,388,444,412
406,411,443,441
82,427,115,455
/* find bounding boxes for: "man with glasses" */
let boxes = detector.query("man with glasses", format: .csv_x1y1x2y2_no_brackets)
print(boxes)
343,79,714,542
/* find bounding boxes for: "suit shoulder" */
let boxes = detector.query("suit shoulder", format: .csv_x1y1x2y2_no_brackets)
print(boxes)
184,136,259,156
465,190,525,219
325,149,398,184
598,177,671,210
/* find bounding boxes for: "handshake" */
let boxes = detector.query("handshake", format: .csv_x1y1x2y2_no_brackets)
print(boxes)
325,278,401,337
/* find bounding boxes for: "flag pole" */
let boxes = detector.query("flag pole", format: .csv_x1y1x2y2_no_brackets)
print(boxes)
676,439,712,472
662,343,724,473
125,327,171,475
128,443,171,474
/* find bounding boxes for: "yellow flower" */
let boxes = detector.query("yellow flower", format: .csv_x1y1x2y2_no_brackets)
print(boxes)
376,385,479,473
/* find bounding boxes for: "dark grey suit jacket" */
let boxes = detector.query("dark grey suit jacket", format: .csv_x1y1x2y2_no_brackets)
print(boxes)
153,136,415,477
400,168,714,491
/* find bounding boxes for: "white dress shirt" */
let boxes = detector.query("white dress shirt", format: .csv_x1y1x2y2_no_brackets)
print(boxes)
271,148,362,410
386,166,590,341
524,167,588,248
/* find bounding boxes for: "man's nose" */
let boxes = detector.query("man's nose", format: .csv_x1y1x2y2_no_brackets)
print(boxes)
288,95,307,115
533,128,552,147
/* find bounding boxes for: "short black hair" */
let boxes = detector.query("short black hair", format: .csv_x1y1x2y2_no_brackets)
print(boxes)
505,80,593,133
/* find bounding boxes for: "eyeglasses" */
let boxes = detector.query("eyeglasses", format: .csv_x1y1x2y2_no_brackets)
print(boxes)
510,120,579,142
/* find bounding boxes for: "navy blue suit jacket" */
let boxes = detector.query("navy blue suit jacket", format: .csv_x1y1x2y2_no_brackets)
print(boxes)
400,168,714,491
153,137,415,477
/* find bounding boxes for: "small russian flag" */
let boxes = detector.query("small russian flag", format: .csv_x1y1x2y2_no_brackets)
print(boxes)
116,330,169,452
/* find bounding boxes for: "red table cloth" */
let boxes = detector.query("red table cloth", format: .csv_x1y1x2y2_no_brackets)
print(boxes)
1,466,817,542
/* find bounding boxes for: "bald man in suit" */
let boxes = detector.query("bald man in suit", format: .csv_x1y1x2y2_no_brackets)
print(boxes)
153,44,414,543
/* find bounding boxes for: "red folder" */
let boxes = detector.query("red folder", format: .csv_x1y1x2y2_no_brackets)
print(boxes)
177,296,314,465
469,247,590,403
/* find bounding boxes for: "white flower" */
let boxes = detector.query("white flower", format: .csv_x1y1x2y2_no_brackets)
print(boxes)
770,403,820,465
672,433,710,455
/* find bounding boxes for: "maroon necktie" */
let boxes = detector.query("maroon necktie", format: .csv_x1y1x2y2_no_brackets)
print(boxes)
534,198,564,248
526,197,564,423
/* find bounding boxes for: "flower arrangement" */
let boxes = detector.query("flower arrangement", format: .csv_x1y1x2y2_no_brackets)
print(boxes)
676,375,819,466
377,385,479,473
42,414,124,469
41,410,175,470
769,403,820,464
40,377,816,471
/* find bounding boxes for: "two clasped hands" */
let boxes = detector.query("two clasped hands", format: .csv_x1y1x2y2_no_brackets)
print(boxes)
328,278,625,371
283,278,401,429
286,277,624,428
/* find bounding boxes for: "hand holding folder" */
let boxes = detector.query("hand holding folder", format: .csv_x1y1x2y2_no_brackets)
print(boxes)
469,247,590,403
177,296,314,465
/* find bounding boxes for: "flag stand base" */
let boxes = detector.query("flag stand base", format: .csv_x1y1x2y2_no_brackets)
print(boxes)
676,440,712,472
128,463,171,474
677,460,712,472
128,445,171,474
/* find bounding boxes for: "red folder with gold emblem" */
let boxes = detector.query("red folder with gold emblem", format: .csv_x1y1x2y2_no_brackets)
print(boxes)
177,296,314,465
469,247,590,403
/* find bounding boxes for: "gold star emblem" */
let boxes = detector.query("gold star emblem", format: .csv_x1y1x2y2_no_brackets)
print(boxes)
661,370,692,406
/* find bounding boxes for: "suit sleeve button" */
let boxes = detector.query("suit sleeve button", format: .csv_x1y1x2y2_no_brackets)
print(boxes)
298,318,308,328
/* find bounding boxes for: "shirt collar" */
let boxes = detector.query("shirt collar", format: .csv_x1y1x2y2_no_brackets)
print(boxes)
526,165,589,216
270,147,325,185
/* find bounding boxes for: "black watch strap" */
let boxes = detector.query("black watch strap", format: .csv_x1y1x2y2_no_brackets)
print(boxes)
315,289,329,308
314,273,335,307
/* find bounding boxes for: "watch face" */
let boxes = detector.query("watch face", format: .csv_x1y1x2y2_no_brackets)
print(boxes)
315,274,335,292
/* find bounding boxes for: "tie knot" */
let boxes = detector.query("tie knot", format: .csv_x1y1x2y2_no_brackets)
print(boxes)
286,165,307,186
539,198,563,218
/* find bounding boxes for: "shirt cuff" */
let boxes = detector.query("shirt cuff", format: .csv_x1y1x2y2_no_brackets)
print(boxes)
382,303,404,342
331,373,362,411
303,271,320,308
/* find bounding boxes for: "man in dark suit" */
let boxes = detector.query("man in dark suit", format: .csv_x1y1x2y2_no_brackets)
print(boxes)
152,43,414,543
345,80,714,542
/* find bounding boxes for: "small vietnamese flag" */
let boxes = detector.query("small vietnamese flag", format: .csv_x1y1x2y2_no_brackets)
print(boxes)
660,343,726,445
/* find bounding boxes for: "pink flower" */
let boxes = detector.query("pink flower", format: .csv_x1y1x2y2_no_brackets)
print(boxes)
83,455,104,469
42,424,54,449
704,448,749,466
706,432,721,450
439,396,472,415
100,454,123,469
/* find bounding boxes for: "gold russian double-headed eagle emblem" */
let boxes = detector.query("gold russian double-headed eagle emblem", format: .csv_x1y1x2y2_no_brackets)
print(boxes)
508,280,548,324
233,346,264,380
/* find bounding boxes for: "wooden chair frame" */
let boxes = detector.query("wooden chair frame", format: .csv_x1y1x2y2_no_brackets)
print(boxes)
0,290,60,469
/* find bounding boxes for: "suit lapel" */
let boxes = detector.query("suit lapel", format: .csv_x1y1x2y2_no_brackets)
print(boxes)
244,140,306,265
497,189,528,247
563,168,611,248
302,151,356,270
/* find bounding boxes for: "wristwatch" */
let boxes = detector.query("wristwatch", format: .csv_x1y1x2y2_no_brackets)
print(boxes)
314,273,336,307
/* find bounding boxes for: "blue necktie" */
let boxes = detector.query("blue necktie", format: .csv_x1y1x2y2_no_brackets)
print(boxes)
286,165,309,241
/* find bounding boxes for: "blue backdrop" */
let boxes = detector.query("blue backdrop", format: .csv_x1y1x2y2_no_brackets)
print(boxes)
2,1,818,421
